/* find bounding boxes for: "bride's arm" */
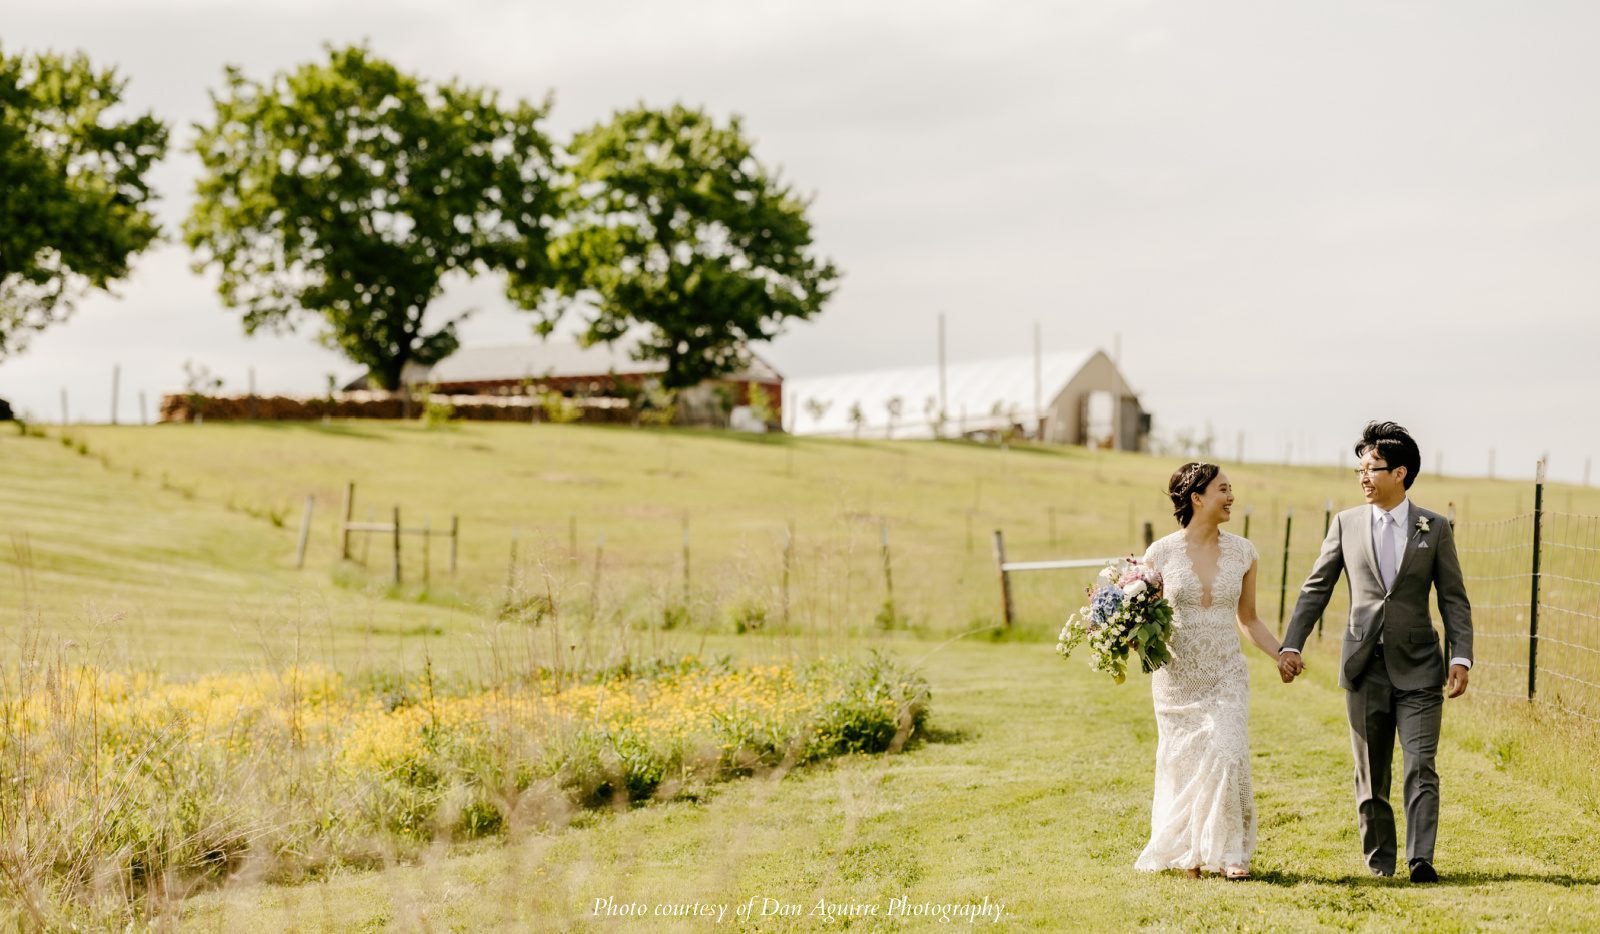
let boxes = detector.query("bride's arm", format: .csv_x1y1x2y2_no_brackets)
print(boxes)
1235,559,1284,660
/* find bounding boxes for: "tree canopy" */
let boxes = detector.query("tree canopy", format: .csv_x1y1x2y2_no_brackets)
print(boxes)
185,45,559,390
0,45,168,359
514,104,838,391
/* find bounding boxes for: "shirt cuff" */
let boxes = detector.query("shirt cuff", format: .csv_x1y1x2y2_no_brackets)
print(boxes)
1279,647,1300,654
1450,657,1472,669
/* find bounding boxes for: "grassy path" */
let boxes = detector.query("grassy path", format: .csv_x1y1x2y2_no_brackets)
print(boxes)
188,637,1600,933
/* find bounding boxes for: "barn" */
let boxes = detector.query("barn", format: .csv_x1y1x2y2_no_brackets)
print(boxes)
781,349,1149,450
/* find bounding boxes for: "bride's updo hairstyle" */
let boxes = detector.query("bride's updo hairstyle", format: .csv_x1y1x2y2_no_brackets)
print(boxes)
1168,462,1221,528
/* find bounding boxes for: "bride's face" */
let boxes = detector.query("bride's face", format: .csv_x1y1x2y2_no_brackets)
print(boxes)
1191,472,1235,525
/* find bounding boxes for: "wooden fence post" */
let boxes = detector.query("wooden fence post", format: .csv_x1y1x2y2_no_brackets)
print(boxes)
340,482,354,560
449,515,459,574
507,526,519,595
992,529,1014,628
1242,504,1252,540
1529,461,1545,700
880,520,895,620
781,519,793,626
294,495,314,569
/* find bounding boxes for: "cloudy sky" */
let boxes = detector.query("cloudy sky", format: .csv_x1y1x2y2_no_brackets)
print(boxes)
2,0,1596,482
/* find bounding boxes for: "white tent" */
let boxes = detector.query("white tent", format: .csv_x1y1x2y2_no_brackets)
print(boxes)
782,350,1102,440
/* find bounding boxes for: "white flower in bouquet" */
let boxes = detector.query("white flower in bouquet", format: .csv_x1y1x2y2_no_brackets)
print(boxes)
1056,560,1175,684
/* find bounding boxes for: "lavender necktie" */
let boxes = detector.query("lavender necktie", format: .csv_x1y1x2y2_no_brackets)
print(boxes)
1378,512,1398,591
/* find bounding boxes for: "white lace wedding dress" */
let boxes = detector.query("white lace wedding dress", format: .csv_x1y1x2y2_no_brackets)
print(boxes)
1134,530,1259,872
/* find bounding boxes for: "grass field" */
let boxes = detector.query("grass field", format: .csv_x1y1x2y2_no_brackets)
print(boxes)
11,421,1593,662
3,421,1598,931
177,639,1600,933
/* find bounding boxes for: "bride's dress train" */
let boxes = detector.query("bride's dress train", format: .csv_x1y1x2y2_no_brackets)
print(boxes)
1134,530,1259,872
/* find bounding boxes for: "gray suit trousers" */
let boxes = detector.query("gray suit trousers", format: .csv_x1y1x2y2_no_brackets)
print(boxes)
1348,648,1444,874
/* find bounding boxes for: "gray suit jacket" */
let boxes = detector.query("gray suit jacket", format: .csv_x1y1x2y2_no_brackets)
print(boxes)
1283,502,1473,691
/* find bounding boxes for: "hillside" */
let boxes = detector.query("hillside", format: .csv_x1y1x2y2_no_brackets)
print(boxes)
4,421,1588,672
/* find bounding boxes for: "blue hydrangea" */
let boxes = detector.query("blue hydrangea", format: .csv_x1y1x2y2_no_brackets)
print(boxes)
1088,584,1125,625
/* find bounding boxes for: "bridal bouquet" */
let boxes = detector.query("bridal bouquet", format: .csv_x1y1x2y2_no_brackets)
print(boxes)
1056,560,1174,684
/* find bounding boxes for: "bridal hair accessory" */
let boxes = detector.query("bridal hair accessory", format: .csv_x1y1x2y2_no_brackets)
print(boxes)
1057,558,1175,684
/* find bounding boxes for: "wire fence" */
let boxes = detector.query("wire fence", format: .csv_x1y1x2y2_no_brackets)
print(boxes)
1248,478,1599,724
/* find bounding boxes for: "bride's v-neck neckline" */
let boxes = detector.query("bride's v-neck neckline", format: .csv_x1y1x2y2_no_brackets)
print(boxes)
1180,531,1224,609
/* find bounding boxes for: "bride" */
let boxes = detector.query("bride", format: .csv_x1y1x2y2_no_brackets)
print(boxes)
1134,462,1285,879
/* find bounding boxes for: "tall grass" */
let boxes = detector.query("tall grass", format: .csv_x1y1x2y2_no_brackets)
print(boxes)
0,626,929,930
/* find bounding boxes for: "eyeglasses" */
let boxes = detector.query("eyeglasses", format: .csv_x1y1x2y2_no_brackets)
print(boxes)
1353,466,1397,478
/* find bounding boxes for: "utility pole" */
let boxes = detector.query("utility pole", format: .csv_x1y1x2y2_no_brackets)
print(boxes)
938,312,947,431
1111,332,1123,452
1032,321,1042,440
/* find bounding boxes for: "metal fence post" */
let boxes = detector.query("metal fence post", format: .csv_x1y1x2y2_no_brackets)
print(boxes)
391,505,402,585
992,529,1014,628
1242,505,1251,540
1529,461,1545,700
1278,507,1293,634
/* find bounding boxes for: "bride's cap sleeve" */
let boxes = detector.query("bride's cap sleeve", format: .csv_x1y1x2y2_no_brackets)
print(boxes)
1142,537,1161,567
1243,535,1260,565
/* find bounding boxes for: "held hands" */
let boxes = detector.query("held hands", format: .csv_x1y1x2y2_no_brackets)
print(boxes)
1447,664,1470,698
1277,650,1305,683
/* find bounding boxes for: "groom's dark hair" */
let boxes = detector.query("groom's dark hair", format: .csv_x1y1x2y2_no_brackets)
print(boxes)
1355,421,1421,490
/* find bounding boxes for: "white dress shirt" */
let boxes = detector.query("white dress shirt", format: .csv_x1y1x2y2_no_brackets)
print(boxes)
1282,497,1471,670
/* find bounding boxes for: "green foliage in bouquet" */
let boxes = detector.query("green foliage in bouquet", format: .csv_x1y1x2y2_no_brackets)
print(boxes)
1057,562,1175,684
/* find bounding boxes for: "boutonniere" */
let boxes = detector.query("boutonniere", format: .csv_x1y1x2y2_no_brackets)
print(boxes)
1414,516,1430,536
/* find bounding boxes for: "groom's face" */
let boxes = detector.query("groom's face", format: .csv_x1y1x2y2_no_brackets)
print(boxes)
1357,451,1406,506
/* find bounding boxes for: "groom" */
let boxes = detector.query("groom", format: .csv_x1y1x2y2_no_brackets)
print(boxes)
1277,421,1473,883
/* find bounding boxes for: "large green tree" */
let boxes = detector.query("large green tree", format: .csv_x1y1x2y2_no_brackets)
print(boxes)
0,45,168,358
186,46,558,390
515,104,838,390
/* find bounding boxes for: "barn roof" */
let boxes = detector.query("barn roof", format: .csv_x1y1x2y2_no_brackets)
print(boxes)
782,350,1098,438
429,339,669,384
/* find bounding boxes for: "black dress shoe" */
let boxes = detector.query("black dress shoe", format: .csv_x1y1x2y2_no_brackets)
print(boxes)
1409,861,1439,883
